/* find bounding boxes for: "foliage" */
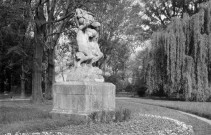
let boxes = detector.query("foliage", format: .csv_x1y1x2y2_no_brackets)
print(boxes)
134,0,210,41
0,1,32,95
105,73,130,92
86,0,140,70
136,86,148,97
54,37,73,81
0,0,144,101
88,108,132,124
126,48,149,95
0,0,99,101
144,1,211,101
54,0,140,91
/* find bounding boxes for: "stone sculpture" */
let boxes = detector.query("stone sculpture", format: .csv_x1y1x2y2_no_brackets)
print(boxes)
66,8,104,82
51,9,116,119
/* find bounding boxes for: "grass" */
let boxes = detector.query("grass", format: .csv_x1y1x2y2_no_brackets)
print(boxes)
0,99,211,135
0,107,50,124
118,97,211,120
0,102,86,134
116,99,211,135
0,101,131,134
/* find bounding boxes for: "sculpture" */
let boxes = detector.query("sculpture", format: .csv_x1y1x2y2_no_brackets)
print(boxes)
66,8,104,82
52,9,116,119
75,9,103,67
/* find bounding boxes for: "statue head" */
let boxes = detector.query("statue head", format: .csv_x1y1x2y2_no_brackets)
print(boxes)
76,8,95,28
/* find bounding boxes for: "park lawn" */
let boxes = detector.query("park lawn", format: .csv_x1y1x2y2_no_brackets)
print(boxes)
0,101,90,134
0,100,87,134
0,99,210,135
116,100,211,135
118,97,211,120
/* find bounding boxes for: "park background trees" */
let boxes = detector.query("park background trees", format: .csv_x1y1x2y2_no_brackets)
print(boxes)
139,0,211,101
1,0,211,102
0,0,139,102
0,0,33,98
0,0,87,102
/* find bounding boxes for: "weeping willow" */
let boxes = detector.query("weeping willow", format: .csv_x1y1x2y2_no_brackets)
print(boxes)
145,1,211,101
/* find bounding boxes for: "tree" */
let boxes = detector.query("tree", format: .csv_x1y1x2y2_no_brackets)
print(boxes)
0,0,32,97
144,1,211,101
29,0,136,101
44,0,96,99
54,37,72,82
133,0,210,41
86,0,140,71
30,0,87,101
0,0,78,101
58,0,140,84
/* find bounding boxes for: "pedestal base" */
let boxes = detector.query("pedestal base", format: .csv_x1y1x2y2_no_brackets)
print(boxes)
50,81,116,119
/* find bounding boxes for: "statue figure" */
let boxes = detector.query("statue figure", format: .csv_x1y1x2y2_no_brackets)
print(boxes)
75,9,103,67
66,8,104,82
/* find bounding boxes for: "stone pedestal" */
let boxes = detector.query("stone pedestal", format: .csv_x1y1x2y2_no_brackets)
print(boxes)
50,81,115,119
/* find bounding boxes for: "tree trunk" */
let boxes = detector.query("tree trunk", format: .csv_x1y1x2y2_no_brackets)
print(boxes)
0,74,3,93
0,57,3,94
8,71,11,93
20,65,26,98
31,0,46,103
45,48,55,100
21,79,26,98
44,0,71,99
61,67,65,81
0,32,4,93
32,42,43,103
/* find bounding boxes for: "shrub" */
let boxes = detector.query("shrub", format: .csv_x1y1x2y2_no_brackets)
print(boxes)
122,108,131,121
137,86,148,97
89,110,115,123
125,85,133,92
206,96,211,102
88,108,132,124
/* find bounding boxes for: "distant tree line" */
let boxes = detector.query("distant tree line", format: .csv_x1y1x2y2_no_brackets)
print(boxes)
143,1,211,101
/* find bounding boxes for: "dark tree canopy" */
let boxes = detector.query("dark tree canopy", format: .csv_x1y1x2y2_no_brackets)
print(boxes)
0,1,32,95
